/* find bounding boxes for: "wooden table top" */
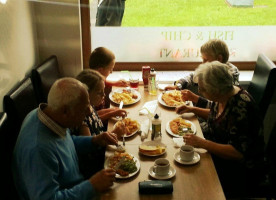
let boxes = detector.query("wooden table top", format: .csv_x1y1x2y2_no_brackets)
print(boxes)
102,86,225,200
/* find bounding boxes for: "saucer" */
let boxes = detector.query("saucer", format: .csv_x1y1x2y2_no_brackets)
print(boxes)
173,151,200,165
148,166,176,180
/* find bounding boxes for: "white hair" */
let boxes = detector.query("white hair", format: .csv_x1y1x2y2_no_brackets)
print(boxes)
47,77,88,113
193,61,234,97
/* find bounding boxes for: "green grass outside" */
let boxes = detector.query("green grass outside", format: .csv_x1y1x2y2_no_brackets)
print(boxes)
122,0,276,26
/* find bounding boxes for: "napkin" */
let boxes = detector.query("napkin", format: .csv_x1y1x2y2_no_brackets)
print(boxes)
172,137,207,153
139,100,158,115
140,118,150,141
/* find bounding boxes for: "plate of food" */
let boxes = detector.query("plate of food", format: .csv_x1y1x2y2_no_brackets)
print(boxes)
109,88,141,105
158,90,186,108
114,118,140,138
104,152,140,179
139,141,166,156
166,117,196,137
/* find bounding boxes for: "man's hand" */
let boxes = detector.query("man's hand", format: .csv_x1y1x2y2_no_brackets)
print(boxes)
89,169,116,192
92,132,118,146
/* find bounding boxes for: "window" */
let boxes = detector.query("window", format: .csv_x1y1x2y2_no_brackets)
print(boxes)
84,0,276,70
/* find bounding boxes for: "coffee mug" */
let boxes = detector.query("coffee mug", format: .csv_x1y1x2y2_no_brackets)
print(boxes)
180,145,194,162
153,158,170,176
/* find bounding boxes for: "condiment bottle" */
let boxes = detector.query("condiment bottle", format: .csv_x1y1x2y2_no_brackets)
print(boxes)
151,113,161,141
148,68,157,95
142,66,151,90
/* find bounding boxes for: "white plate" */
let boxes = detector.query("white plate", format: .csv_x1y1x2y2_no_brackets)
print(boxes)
109,88,141,105
174,151,200,165
104,154,140,179
113,119,140,138
139,141,167,157
158,91,188,108
148,166,176,180
166,119,196,138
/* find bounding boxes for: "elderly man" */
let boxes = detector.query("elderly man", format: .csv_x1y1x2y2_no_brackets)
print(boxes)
13,78,117,200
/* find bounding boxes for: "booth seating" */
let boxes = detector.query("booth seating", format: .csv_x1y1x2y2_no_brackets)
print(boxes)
2,77,39,200
245,54,276,198
3,77,39,160
31,55,62,103
247,53,276,120
265,123,276,198
0,112,18,199
4,78,39,136
2,55,61,199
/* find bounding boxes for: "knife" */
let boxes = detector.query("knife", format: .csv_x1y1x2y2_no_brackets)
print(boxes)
116,101,124,119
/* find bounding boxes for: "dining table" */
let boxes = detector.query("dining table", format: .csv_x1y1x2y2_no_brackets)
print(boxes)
102,85,226,200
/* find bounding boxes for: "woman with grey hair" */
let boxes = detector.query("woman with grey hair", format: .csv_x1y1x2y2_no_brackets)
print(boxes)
176,61,265,198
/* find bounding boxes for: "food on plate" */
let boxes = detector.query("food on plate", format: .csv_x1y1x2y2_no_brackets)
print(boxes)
112,89,138,104
116,118,139,136
162,90,185,106
169,118,194,135
139,145,166,155
108,152,137,176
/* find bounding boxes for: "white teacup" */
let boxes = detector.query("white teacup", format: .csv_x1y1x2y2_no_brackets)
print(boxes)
180,145,194,162
153,158,170,176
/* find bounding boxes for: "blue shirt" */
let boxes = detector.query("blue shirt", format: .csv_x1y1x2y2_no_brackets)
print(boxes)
13,108,98,200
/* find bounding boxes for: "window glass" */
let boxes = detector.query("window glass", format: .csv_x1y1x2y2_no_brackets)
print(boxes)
90,0,276,63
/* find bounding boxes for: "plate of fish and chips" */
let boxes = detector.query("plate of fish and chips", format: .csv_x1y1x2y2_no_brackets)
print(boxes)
114,118,140,138
158,90,188,108
105,151,140,179
166,117,196,137
109,88,141,105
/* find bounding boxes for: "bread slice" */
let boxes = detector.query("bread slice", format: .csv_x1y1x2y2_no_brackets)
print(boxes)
139,145,165,155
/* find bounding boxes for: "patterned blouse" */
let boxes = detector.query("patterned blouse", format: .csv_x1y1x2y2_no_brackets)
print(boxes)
205,88,264,170
71,106,105,136
70,106,106,178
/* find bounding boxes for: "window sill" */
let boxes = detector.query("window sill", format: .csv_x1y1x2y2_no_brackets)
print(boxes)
107,70,254,84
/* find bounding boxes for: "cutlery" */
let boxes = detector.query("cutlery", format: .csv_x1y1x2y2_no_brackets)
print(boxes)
116,101,124,119
182,127,188,132
116,143,125,152
123,134,125,146
125,86,132,93
114,156,126,170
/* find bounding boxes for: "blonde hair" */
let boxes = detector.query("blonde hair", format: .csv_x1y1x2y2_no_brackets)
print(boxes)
89,47,115,69
76,69,104,92
48,78,88,112
200,39,229,63
193,61,233,97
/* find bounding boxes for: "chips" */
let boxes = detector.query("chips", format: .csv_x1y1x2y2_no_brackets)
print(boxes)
112,89,138,104
118,118,139,136
162,90,185,106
